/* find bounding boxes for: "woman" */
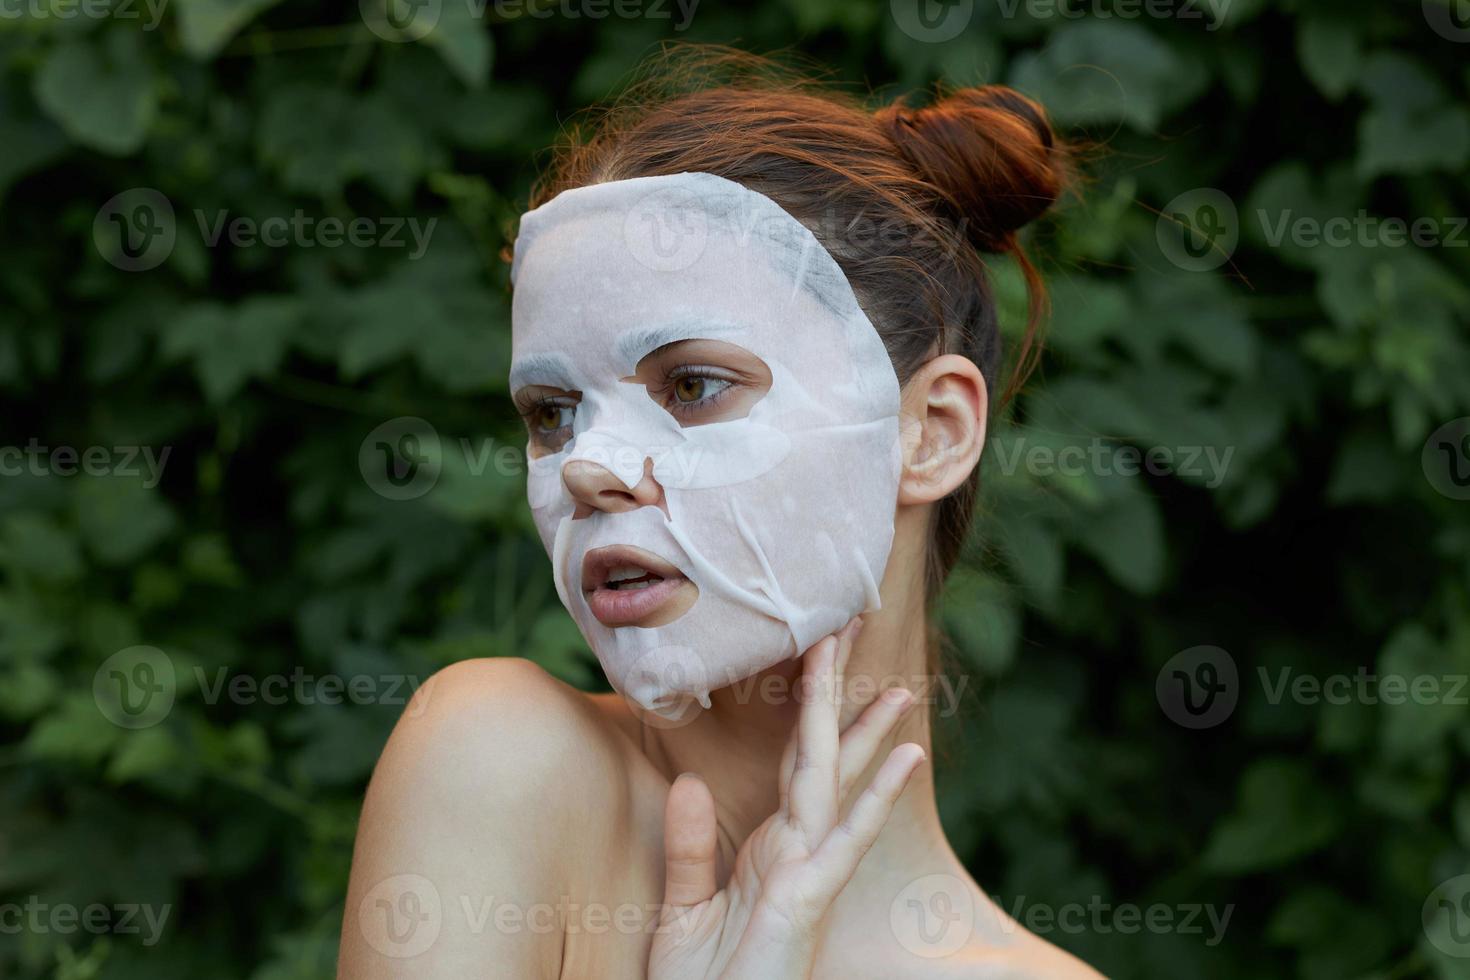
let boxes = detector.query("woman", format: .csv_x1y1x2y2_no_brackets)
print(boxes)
339,49,1100,978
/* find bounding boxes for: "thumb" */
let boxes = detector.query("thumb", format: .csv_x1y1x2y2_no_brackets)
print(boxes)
661,772,718,911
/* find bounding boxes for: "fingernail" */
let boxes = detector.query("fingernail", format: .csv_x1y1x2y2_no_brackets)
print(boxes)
883,687,914,707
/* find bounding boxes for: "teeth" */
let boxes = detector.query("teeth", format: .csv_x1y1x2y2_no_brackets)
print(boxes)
607,565,647,583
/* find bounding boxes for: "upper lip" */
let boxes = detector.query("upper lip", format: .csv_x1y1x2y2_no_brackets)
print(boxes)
581,545,685,593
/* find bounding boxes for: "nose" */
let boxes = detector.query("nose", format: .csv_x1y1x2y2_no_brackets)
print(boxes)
563,457,666,519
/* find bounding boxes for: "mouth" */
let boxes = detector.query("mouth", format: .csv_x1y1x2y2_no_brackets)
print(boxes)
581,544,699,628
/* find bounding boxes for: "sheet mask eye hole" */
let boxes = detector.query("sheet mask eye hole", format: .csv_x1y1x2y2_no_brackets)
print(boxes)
631,338,774,428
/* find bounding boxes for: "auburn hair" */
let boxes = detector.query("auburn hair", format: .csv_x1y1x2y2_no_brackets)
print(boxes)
518,46,1069,599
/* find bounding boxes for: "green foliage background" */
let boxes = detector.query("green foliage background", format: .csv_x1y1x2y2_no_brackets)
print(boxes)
1,0,1468,977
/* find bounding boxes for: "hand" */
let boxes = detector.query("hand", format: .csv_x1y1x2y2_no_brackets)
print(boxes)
647,619,925,979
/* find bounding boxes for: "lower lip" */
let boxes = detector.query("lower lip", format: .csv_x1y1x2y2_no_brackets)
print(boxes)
586,577,689,627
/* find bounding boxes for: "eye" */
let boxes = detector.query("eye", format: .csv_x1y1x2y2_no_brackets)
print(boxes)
672,375,731,405
664,368,735,413
534,404,573,431
516,391,579,456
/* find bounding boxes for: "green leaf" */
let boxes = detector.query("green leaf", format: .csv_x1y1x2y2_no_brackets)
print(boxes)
1202,759,1343,873
1296,18,1359,101
0,91,68,200
1378,624,1470,762
1326,429,1404,504
1009,20,1207,131
73,475,177,567
175,0,285,58
257,86,444,203
23,692,124,766
1355,52,1470,177
32,29,157,155
421,1,494,88
107,725,186,783
0,512,84,583
941,567,1020,676
162,296,300,402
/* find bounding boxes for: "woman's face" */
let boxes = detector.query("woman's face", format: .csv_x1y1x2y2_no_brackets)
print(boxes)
509,173,903,717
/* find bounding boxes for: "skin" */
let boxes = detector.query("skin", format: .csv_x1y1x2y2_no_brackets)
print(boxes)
338,347,1104,978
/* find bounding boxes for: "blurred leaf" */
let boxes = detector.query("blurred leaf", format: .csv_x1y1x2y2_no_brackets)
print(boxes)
1009,20,1207,130
32,29,156,155
1202,759,1343,873
175,0,285,58
162,296,301,402
1297,18,1360,101
73,475,177,567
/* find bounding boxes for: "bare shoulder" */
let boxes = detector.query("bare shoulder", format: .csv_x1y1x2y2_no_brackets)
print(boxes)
934,933,1105,980
339,657,659,979
387,657,633,797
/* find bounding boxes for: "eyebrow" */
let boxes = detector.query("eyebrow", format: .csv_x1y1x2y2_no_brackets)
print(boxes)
614,321,744,363
508,352,578,392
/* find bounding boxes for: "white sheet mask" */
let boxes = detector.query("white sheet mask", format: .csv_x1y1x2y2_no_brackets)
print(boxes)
510,172,902,718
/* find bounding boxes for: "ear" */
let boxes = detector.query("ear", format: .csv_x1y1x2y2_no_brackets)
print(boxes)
897,354,988,505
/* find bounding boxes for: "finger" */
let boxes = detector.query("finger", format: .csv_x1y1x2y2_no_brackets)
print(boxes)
807,743,926,899
661,773,718,911
777,719,798,813
833,616,859,695
835,616,862,677
837,686,916,802
780,619,859,810
787,635,840,846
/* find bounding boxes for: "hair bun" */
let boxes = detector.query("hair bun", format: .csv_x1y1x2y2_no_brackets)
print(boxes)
880,86,1066,253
